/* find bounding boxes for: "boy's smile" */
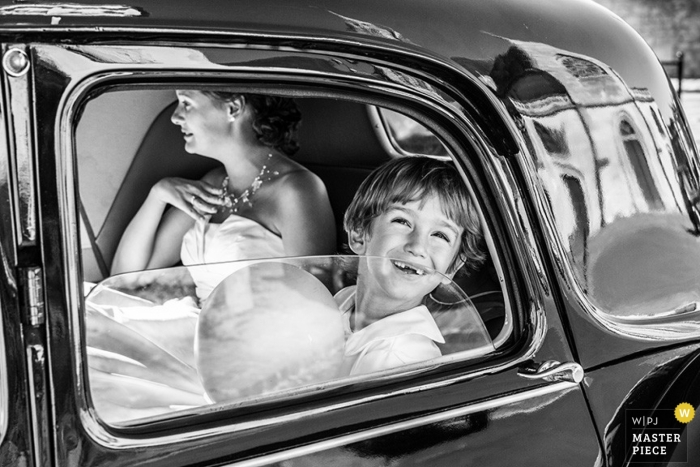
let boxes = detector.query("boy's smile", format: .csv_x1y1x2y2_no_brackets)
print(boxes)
391,260,428,276
350,194,464,316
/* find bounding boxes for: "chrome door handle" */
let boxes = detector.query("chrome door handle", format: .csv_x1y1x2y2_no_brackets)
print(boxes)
518,360,584,383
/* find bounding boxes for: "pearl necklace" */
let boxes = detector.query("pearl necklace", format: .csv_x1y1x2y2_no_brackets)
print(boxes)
221,154,278,213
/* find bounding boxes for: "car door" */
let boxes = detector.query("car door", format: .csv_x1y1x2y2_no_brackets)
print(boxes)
499,38,700,466
20,37,605,466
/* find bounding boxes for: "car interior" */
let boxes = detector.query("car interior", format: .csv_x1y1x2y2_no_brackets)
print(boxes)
76,86,510,421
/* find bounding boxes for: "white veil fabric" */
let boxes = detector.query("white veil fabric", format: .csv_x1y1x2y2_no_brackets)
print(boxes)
85,255,495,424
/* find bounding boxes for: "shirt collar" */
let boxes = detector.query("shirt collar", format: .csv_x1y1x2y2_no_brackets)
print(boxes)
338,286,445,355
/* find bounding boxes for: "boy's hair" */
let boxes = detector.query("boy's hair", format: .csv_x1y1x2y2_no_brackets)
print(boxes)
344,156,485,273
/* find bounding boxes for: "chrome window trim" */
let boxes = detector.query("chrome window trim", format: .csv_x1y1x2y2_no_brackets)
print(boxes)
0,47,13,449
0,4,145,17
366,105,452,159
367,105,406,159
0,301,7,448
44,42,545,449
453,155,515,349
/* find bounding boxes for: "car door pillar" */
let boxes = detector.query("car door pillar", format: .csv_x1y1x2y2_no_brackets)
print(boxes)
2,43,53,467
2,44,37,249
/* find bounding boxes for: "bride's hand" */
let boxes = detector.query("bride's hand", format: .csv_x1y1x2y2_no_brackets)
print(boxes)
152,177,224,220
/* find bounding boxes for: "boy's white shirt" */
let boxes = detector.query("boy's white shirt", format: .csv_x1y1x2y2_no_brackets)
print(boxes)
335,286,445,376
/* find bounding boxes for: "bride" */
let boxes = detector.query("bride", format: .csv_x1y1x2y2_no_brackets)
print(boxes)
87,90,337,420
110,90,336,300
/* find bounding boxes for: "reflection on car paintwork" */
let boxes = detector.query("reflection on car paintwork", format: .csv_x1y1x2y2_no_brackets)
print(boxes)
488,38,700,320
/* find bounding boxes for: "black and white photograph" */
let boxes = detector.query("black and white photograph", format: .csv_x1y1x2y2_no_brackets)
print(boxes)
0,0,698,466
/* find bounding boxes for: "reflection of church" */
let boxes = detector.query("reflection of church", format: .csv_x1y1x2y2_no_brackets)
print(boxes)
486,39,692,282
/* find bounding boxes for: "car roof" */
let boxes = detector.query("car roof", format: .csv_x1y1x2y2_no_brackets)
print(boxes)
0,0,661,88
0,0,677,143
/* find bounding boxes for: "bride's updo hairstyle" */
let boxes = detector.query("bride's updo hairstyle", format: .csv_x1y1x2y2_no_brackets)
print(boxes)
204,91,302,156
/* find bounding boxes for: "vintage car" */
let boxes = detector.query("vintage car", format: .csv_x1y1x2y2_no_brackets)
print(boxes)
0,0,699,465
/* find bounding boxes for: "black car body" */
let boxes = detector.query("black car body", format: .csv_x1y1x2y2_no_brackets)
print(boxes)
0,0,699,466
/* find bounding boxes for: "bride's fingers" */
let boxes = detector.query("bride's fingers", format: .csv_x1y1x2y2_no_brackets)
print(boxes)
189,193,218,215
199,182,225,197
192,183,225,206
182,194,205,221
196,190,225,206
157,177,224,216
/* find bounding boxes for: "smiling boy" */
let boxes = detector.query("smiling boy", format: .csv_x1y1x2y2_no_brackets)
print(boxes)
337,156,485,376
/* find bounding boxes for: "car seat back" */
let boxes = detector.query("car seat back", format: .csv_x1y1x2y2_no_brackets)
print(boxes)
89,98,389,278
93,102,219,274
294,98,390,252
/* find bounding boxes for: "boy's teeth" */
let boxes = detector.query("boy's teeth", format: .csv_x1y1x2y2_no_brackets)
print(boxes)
393,260,425,275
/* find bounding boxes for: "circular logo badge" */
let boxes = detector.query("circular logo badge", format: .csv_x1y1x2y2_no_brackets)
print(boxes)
674,403,695,424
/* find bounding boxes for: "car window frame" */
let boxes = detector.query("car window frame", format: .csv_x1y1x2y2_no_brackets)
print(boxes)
33,41,541,455
368,105,452,158
0,90,9,447
0,301,7,447
74,81,518,426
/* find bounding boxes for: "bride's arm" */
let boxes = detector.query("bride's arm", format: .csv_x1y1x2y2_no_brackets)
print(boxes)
111,176,224,275
111,184,189,275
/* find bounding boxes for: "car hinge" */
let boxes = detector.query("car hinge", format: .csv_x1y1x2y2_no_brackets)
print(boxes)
20,266,53,467
21,266,44,327
2,45,37,249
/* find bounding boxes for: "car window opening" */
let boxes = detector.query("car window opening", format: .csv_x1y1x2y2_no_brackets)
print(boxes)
76,86,509,425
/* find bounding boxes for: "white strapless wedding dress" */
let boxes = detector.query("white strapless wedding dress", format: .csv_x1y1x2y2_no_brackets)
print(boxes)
181,214,285,301
86,214,285,422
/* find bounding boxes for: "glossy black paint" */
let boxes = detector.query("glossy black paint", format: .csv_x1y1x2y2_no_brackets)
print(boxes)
0,0,697,466
0,0,664,95
585,345,700,466
295,389,599,466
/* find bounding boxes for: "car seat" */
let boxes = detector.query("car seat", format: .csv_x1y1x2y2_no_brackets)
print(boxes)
91,102,219,275
293,98,391,252
86,98,390,279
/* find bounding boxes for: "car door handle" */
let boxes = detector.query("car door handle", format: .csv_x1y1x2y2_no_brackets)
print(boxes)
517,360,584,383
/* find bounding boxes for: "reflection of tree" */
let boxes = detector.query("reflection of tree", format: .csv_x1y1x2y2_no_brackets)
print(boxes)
328,10,413,43
490,46,535,98
488,44,604,273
